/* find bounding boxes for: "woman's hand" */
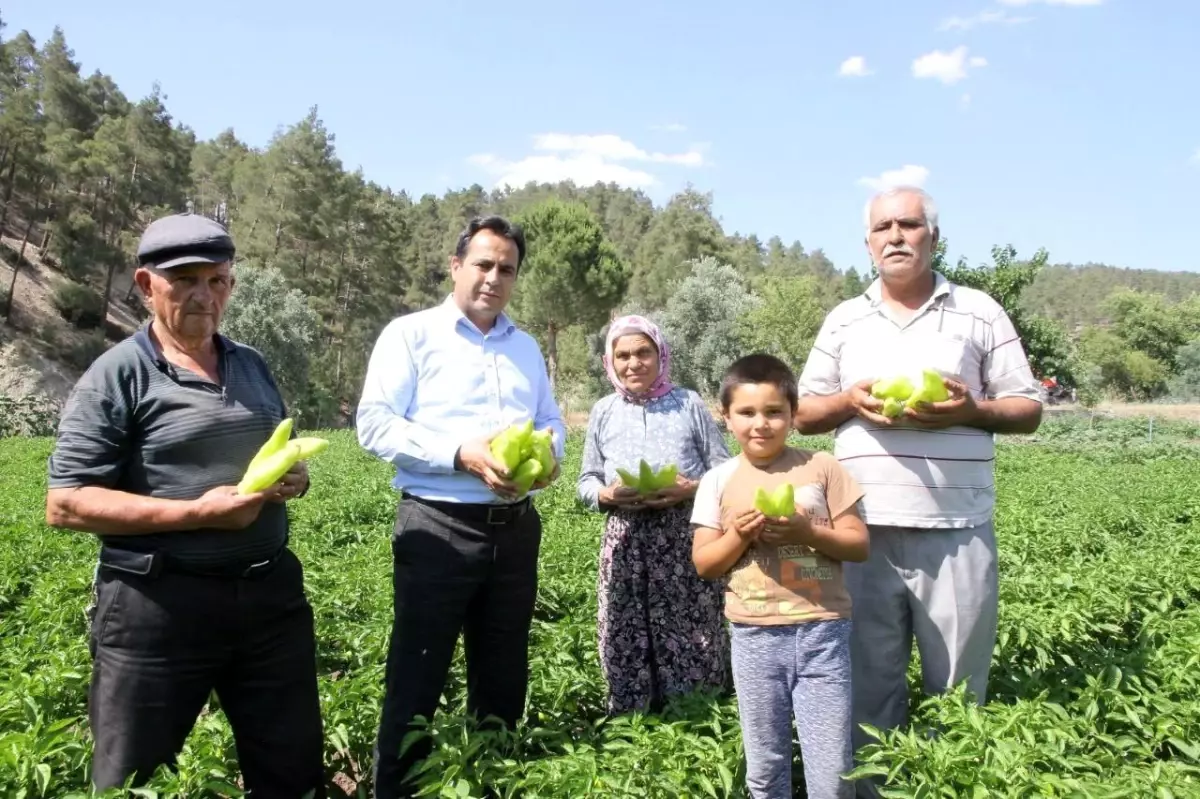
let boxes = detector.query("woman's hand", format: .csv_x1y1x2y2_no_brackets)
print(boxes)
642,476,699,509
599,481,646,510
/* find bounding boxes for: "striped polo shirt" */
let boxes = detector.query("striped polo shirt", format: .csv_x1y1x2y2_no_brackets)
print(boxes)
47,323,291,568
797,271,1042,529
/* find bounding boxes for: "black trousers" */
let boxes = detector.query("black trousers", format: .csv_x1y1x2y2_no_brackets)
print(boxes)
88,546,326,798
372,495,542,798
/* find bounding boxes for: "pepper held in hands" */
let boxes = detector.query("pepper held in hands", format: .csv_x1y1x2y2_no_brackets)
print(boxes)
753,483,795,518
488,420,558,498
615,459,679,495
237,419,328,495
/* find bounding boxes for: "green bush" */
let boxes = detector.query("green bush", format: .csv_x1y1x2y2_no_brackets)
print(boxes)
51,283,104,330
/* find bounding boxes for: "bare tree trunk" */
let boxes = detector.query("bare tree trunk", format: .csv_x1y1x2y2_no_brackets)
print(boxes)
547,320,559,393
4,178,44,323
0,150,19,236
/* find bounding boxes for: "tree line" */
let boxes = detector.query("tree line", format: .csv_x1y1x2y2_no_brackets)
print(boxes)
2,20,1197,429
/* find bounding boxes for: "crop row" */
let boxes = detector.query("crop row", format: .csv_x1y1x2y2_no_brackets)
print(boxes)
0,426,1197,797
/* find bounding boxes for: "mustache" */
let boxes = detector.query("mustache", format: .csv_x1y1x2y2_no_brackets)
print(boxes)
883,244,915,258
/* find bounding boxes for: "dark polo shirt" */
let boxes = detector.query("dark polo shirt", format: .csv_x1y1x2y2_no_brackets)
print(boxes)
47,323,290,568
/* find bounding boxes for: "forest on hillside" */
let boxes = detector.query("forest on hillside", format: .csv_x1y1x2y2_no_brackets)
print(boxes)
2,20,1198,429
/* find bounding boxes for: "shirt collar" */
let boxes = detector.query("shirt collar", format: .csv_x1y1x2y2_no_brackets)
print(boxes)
440,294,516,338
863,270,951,307
134,319,236,367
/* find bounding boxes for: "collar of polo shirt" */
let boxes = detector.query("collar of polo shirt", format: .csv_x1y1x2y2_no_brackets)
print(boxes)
864,269,951,309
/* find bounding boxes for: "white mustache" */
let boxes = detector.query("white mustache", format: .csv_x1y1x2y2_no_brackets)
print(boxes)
883,244,915,258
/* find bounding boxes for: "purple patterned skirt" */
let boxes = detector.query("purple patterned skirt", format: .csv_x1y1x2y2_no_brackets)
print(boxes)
596,502,730,715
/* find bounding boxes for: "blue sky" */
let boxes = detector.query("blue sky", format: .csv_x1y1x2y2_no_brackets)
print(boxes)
6,0,1198,275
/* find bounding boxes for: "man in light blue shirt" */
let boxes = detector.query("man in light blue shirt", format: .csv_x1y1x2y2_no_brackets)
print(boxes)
356,214,565,798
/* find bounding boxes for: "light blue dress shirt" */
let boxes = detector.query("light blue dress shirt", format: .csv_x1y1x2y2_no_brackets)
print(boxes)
356,295,566,504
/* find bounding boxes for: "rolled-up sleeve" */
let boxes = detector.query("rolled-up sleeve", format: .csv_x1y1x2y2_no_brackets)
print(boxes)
982,309,1042,402
47,384,131,490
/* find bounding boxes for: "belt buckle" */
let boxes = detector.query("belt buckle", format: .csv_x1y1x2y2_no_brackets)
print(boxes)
486,505,507,525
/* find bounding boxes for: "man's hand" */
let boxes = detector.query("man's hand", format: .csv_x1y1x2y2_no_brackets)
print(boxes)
599,481,646,510
267,461,309,504
642,477,699,509
845,378,896,427
455,432,520,500
904,378,978,430
759,507,814,546
729,508,766,541
531,459,561,492
192,486,269,530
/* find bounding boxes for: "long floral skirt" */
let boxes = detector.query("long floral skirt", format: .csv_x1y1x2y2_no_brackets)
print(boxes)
596,503,730,715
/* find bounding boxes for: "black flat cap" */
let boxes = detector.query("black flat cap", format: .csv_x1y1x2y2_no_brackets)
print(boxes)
136,213,236,270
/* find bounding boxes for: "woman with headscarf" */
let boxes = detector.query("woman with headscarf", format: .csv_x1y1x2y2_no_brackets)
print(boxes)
578,314,732,715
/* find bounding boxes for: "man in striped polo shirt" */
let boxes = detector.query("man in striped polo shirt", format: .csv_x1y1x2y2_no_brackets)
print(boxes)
45,213,326,797
794,186,1042,796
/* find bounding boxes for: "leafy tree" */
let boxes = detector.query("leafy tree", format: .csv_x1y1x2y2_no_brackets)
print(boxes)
218,262,321,414
940,243,1074,385
1168,340,1200,401
628,187,728,309
658,256,760,396
734,275,826,375
1103,289,1191,368
1076,327,1168,400
510,199,629,390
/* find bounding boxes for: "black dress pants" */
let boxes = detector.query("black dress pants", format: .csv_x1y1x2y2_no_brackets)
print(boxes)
371,495,542,799
88,546,326,798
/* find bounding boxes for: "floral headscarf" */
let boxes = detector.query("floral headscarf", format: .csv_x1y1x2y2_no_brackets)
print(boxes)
603,314,676,404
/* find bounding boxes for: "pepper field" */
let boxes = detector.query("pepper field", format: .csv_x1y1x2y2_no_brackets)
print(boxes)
1,415,1198,797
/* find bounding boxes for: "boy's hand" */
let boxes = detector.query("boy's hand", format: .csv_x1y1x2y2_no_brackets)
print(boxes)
759,507,814,545
730,508,766,541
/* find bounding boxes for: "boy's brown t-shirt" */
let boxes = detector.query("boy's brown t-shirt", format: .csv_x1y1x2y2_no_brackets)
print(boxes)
690,447,865,626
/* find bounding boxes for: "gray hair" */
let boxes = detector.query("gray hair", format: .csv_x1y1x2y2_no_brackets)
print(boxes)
863,186,939,236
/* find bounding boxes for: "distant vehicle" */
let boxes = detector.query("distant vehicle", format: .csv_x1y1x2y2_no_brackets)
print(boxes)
1040,376,1076,405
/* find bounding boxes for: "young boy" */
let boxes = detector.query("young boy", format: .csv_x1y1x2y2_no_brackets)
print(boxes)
691,353,869,799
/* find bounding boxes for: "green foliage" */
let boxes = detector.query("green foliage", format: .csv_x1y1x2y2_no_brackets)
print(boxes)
733,275,827,374
0,393,60,437
219,262,322,415
1077,327,1170,401
1,420,1199,796
510,200,629,389
941,244,1075,384
1168,340,1200,401
658,256,760,395
50,281,103,329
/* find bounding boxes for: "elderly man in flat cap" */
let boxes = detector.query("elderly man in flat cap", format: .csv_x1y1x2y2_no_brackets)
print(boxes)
45,213,327,797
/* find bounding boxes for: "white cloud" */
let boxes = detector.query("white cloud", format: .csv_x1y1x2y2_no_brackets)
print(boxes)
857,165,930,191
468,133,706,189
939,10,1034,31
651,122,687,133
912,46,988,85
998,0,1101,6
838,56,873,77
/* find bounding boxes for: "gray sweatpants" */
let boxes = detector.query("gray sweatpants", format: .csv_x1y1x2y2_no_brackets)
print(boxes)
730,619,854,799
842,521,999,798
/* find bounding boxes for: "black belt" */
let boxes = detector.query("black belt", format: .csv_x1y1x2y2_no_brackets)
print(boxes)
98,545,286,580
402,492,533,526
